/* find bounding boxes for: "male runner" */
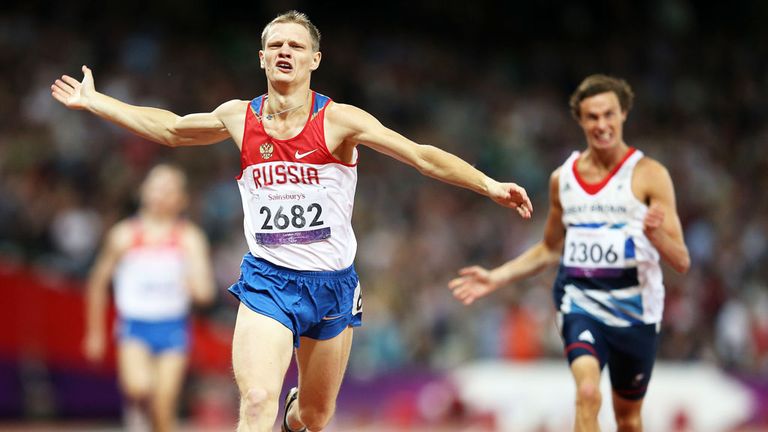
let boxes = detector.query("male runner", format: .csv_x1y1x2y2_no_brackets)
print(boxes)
450,75,690,432
53,11,532,432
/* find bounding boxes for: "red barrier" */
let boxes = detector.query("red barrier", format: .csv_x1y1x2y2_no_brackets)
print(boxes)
0,260,232,374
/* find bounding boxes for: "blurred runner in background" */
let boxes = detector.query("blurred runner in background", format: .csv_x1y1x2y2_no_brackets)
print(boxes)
84,164,215,432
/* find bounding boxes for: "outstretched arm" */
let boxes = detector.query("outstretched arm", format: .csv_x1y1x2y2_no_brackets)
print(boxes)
449,170,565,304
325,102,532,218
636,158,690,274
51,65,232,147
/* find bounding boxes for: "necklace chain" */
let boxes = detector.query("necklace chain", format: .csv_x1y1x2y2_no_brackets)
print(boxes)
261,94,307,121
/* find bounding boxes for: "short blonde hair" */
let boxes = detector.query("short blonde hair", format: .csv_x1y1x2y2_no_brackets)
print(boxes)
261,10,321,52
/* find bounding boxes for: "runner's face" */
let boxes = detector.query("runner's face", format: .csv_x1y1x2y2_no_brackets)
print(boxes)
260,23,320,86
141,170,186,216
577,92,627,151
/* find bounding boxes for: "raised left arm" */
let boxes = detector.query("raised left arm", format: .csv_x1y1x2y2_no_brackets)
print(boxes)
635,158,690,273
325,102,532,218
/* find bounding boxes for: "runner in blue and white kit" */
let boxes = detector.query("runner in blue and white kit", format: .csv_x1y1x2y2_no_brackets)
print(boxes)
52,11,534,432
84,165,215,432
450,75,690,432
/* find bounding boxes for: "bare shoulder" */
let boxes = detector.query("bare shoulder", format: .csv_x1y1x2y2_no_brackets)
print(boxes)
324,102,381,147
635,156,673,186
549,167,563,188
213,99,250,116
325,102,374,127
325,102,381,131
549,167,563,205
632,156,675,203
635,156,669,177
105,219,135,252
324,101,356,116
550,167,562,182
180,221,208,246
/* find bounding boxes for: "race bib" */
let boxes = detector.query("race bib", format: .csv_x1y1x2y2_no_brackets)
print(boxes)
564,226,626,277
352,282,363,315
249,190,331,246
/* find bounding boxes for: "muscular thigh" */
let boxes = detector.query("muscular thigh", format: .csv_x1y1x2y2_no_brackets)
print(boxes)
118,340,154,396
153,351,188,400
295,327,354,407
231,303,295,395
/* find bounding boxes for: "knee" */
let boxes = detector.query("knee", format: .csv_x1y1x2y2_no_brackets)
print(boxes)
121,382,151,404
151,390,179,412
299,402,336,431
241,387,271,419
615,411,642,432
576,381,602,411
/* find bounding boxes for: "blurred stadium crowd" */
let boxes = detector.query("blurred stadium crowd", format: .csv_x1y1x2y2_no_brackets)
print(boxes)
1,0,767,386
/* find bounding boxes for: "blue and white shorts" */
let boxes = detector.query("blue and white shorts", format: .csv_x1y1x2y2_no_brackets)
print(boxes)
118,317,189,355
228,253,363,348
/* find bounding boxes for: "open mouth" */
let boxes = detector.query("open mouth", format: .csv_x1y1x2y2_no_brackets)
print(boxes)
276,61,293,73
595,131,612,143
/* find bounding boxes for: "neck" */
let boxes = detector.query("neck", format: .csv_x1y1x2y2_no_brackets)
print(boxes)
583,142,630,170
139,210,177,226
266,82,311,115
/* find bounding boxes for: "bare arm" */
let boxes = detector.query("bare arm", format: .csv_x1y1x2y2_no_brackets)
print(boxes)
635,158,690,274
181,223,216,306
83,223,129,362
326,102,532,218
51,65,233,147
449,170,566,304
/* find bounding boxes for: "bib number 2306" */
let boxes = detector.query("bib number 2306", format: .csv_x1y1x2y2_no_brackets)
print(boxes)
564,227,626,269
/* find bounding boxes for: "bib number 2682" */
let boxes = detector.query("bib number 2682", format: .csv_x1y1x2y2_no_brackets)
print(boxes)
259,203,323,230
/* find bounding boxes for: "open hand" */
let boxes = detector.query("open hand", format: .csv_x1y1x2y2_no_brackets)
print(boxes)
82,332,106,363
51,65,96,110
448,265,497,305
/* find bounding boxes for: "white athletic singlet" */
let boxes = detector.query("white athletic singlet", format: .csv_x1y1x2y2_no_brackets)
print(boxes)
554,148,664,326
113,221,190,320
236,92,357,271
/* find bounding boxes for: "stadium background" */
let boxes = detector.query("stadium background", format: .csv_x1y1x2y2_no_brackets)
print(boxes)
1,1,767,430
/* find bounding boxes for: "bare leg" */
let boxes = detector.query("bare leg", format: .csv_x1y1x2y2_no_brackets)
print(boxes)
612,392,644,432
118,341,153,432
570,355,602,432
151,351,188,432
286,327,354,432
232,304,295,432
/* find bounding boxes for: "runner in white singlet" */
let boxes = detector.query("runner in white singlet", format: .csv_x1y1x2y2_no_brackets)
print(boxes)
450,75,690,432
52,11,533,432
84,165,215,432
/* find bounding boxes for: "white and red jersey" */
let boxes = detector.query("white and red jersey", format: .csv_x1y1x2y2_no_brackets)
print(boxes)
113,220,190,321
236,92,358,271
554,148,664,326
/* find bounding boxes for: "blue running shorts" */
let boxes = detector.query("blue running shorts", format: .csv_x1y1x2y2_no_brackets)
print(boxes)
118,317,189,355
228,253,363,348
559,312,660,400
